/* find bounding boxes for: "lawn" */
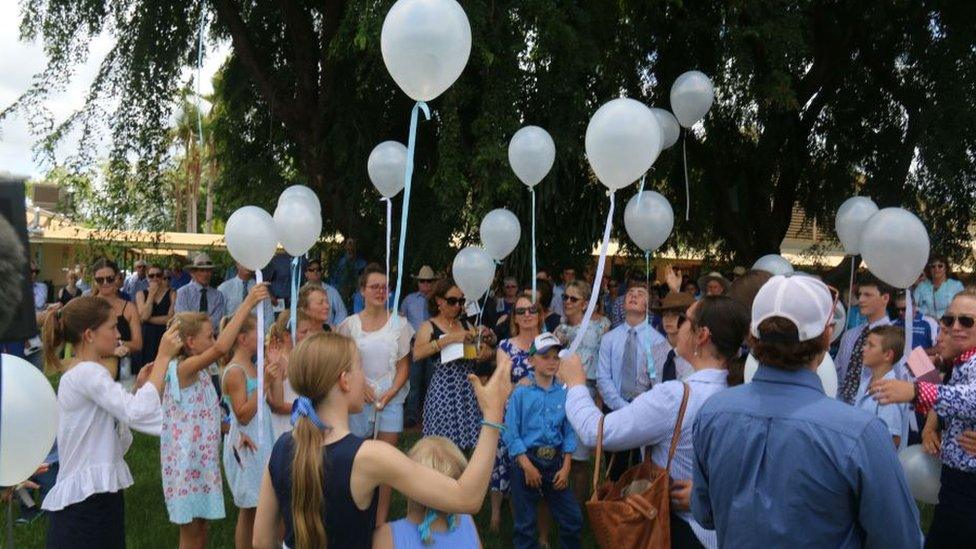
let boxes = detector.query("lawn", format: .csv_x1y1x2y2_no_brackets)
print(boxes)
6,430,933,548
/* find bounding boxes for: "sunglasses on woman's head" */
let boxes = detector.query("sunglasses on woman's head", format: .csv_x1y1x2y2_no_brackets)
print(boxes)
941,315,975,329
94,276,114,285
443,297,465,306
514,306,540,316
562,294,582,303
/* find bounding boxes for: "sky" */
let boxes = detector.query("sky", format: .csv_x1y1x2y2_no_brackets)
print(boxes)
0,3,228,180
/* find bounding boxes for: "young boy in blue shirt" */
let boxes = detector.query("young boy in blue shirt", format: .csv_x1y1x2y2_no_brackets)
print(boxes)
504,333,582,549
855,325,909,449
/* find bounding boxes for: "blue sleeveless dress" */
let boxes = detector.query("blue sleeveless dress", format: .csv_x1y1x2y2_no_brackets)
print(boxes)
221,363,274,508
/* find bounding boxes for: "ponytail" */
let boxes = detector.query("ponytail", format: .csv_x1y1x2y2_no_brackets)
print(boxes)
287,332,358,548
41,296,113,374
291,414,327,548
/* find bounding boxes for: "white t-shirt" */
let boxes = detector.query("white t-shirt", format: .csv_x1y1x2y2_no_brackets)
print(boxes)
43,361,163,511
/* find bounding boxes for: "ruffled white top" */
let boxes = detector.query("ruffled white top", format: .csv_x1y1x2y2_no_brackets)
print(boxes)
42,361,163,511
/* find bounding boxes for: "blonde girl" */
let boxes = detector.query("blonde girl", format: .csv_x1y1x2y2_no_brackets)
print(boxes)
373,436,481,548
253,332,512,549
220,314,274,549
161,283,269,549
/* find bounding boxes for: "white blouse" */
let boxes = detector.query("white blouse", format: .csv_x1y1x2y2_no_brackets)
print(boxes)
42,361,163,511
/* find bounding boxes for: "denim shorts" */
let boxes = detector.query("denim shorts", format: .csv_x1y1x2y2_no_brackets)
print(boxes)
349,402,404,437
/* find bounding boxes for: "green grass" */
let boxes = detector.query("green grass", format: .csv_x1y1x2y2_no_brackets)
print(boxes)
5,430,934,548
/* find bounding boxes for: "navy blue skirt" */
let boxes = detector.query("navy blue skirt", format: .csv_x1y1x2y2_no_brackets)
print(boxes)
47,490,125,549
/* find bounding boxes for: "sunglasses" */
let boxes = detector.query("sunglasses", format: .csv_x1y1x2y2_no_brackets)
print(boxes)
443,297,465,306
941,315,975,329
94,276,115,285
147,272,164,279
562,294,582,304
514,306,540,316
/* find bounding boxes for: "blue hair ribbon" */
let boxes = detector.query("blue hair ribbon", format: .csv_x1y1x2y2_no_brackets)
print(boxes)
290,396,329,431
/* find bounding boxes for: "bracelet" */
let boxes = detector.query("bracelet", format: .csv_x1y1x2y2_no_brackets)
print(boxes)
481,419,506,432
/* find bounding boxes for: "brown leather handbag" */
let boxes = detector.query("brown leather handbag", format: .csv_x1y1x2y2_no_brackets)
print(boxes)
585,382,690,549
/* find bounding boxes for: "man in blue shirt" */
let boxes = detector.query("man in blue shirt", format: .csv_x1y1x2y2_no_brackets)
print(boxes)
303,259,347,326
692,275,922,548
504,333,582,549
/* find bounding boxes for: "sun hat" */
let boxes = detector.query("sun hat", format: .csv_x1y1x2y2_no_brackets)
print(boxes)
652,291,695,313
189,253,215,270
697,271,731,293
750,274,834,342
411,265,439,281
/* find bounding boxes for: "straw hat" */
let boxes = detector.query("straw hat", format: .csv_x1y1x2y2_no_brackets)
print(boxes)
189,253,215,270
411,265,438,281
697,271,731,293
652,291,695,313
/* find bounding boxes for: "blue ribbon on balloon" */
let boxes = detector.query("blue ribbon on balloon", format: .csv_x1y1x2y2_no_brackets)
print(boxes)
289,256,301,345
682,133,690,221
391,101,431,326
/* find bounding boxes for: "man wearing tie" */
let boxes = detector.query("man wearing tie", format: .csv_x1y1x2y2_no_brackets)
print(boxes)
652,291,696,382
596,282,672,480
218,262,274,330
174,253,226,331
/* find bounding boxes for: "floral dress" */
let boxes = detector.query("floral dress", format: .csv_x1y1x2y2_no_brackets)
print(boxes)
490,338,533,493
555,316,611,381
161,360,225,524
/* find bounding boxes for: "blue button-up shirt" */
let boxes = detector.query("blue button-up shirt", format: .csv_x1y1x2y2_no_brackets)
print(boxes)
597,320,671,411
692,365,922,549
122,273,149,300
503,380,576,458
217,276,274,330
174,280,226,331
401,291,429,332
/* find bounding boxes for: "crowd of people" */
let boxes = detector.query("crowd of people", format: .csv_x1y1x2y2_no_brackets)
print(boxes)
9,244,976,548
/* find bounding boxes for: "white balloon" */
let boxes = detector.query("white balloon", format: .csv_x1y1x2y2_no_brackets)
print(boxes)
367,141,408,198
380,0,472,102
860,208,930,289
744,353,838,398
835,196,879,255
278,185,321,213
752,254,794,276
480,209,521,261
624,191,674,252
650,108,680,150
585,98,661,190
508,126,556,187
898,445,942,505
670,70,715,128
0,354,58,485
274,198,322,256
225,206,278,271
452,246,495,299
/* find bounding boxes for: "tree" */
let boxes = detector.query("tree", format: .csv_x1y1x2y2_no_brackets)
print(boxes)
5,0,975,278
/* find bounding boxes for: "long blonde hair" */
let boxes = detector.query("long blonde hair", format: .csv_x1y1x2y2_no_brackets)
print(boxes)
168,312,210,358
289,332,358,549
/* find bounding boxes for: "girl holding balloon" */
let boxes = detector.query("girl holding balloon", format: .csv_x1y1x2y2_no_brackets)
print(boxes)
40,296,178,548
160,283,269,549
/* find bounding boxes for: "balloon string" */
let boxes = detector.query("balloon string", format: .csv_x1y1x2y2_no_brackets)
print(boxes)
476,289,490,352
256,269,266,435
903,288,913,370
567,191,615,357
196,3,206,151
682,132,690,222
382,198,392,284
531,188,537,301
289,257,300,346
644,250,655,381
391,101,431,327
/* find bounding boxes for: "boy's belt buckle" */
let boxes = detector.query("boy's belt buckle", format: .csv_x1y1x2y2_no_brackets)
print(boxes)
534,446,557,459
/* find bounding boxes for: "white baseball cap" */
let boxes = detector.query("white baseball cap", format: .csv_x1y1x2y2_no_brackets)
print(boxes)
530,332,563,356
751,274,835,342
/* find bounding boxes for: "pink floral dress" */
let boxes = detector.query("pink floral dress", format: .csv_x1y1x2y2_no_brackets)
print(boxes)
160,360,225,524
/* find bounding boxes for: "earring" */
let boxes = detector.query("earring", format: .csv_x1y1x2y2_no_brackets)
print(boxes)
694,346,700,358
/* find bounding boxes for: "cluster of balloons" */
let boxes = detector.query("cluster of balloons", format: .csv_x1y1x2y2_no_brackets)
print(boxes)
834,197,930,290
225,185,323,271
0,354,59,486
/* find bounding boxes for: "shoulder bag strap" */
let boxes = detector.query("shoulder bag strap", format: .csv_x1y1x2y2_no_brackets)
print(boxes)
590,415,605,501
665,382,691,472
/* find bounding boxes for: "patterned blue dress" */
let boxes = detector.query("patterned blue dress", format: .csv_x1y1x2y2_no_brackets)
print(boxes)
422,320,482,450
221,364,274,509
490,338,533,493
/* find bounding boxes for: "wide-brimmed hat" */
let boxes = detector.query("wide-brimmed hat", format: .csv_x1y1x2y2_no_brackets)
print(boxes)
697,271,731,293
652,291,695,313
732,266,747,277
189,253,215,270
411,265,438,281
